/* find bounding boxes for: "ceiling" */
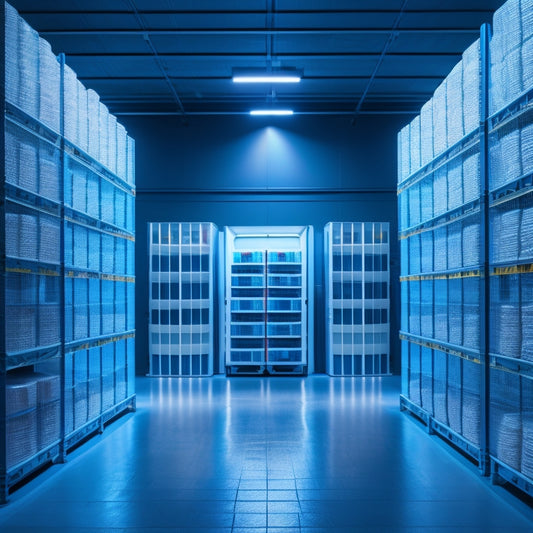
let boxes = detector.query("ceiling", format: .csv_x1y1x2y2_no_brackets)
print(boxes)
9,0,505,117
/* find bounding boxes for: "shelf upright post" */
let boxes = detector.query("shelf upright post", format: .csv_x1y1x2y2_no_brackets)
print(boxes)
478,23,492,476
0,0,7,505
58,52,67,464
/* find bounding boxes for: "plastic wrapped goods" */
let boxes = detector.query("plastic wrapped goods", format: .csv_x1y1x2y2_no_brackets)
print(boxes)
6,376,38,469
98,103,110,169
492,0,522,57
87,89,100,161
420,347,433,414
398,123,410,183
521,121,533,179
447,159,463,211
77,79,89,154
446,61,464,146
420,231,433,273
432,80,448,156
433,351,447,424
19,137,38,193
409,184,421,228
19,16,39,118
448,280,463,346
410,115,421,174
447,223,462,271
39,39,60,133
63,65,79,145
462,39,481,136
522,305,533,361
463,152,480,204
127,136,136,186
447,356,462,434
39,147,60,203
420,176,433,223
5,2,20,107
462,222,480,267
433,167,447,216
520,205,533,260
434,227,447,272
108,113,118,175
39,215,60,264
522,417,533,479
117,124,128,181
491,209,520,264
420,100,434,167
524,35,533,91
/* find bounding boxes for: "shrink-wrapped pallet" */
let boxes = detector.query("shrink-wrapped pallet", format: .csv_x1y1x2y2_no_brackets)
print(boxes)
101,179,115,225
521,121,533,179
410,115,421,174
408,183,420,228
117,124,128,181
5,126,19,186
108,113,118,175
77,79,89,154
73,278,88,340
39,304,60,347
87,89,100,161
447,223,462,270
420,100,434,167
73,223,88,269
63,65,79,145
420,231,433,273
408,343,421,406
433,167,447,216
409,234,420,275
462,39,481,136
434,226,447,272
409,281,420,336
420,281,433,339
398,123,410,183
5,3,19,107
420,177,433,222
462,222,480,267
19,212,37,260
463,277,480,350
447,158,463,210
520,204,533,260
446,61,464,146
19,137,38,193
88,229,100,272
462,360,481,445
432,80,448,156
433,350,448,424
434,279,448,342
39,146,60,203
38,39,60,133
492,0,522,58
39,215,60,264
6,376,38,469
448,279,463,346
463,151,480,204
420,347,433,414
19,16,39,119
127,136,136,186
523,36,533,91
447,355,462,434
98,102,110,169
491,208,520,264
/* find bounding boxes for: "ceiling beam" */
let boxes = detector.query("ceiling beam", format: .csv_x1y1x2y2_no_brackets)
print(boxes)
79,75,445,81
40,28,481,36
63,52,463,58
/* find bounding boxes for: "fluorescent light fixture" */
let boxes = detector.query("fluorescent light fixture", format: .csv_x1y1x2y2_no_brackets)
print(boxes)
234,74,301,83
250,109,294,116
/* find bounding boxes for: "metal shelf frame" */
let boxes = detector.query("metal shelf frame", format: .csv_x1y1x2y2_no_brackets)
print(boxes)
400,14,533,497
0,3,136,503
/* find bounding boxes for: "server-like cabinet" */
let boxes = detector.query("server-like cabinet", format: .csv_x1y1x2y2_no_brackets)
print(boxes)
149,222,217,377
223,226,313,375
325,222,390,376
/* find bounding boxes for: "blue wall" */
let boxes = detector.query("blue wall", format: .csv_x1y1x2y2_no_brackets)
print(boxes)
121,114,409,375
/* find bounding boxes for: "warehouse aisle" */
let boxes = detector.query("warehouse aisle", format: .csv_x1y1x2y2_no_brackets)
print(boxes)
0,375,532,532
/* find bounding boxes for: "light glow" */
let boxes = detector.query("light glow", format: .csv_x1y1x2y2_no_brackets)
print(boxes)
250,109,294,116
233,74,301,84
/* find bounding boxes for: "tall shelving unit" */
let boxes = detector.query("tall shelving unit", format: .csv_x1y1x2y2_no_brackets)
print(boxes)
324,222,390,376
399,0,533,498
398,31,487,468
223,226,313,376
0,2,135,502
148,222,217,377
486,0,533,494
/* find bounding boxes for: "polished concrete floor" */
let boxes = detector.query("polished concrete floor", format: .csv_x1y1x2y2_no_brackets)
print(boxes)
1,375,532,532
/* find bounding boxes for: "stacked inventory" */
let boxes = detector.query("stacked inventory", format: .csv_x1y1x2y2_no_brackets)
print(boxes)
224,226,312,375
62,66,136,448
398,33,484,460
148,222,217,377
324,222,390,376
487,0,533,492
1,2,135,502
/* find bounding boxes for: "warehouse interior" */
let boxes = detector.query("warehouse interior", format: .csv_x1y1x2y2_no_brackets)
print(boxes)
2,0,533,530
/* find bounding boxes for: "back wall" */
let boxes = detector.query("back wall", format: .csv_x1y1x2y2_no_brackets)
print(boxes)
120,113,409,375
